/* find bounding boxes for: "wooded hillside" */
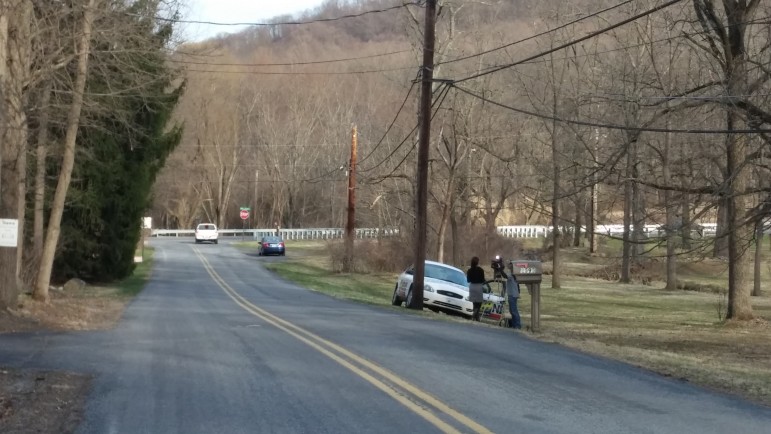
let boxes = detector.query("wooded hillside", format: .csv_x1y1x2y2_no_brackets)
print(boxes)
154,0,771,320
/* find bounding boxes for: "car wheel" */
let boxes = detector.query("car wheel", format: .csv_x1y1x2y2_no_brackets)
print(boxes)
214,240,218,244
195,240,200,244
405,286,414,307
391,285,402,306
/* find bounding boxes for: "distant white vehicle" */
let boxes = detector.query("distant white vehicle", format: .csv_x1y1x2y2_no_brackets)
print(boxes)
195,223,218,244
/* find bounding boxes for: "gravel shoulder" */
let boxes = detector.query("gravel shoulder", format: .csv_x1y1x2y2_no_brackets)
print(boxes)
0,252,152,434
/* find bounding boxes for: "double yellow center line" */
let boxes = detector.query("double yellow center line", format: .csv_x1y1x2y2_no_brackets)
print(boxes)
193,247,492,434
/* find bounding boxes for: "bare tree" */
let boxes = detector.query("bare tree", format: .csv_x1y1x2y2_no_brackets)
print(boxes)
0,0,32,308
34,0,97,302
689,0,764,320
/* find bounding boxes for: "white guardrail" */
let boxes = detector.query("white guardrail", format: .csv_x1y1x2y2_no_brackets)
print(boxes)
498,223,720,238
148,222,766,240
152,228,400,240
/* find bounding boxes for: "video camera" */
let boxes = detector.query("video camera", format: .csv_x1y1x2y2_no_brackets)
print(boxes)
491,255,505,279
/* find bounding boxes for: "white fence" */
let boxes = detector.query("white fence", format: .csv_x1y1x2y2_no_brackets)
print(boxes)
498,223,722,238
153,222,769,240
152,227,400,240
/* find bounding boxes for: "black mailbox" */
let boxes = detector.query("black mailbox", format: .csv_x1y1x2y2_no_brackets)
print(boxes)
510,260,542,284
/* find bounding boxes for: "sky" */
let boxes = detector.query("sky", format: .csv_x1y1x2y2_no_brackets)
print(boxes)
182,0,326,41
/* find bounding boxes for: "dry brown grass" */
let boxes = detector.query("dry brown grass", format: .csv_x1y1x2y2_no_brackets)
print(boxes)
11,287,129,332
524,276,771,406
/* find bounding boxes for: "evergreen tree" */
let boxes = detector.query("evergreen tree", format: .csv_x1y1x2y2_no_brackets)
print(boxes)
53,1,183,282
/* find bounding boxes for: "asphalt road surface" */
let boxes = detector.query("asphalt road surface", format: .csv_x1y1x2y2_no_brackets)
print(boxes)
1,239,770,434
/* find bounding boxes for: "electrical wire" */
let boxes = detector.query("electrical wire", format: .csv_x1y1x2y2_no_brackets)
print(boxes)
452,84,771,134
168,49,411,68
452,0,685,84
436,0,635,67
180,65,415,76
361,83,453,181
358,72,420,166
358,83,451,174
131,3,419,27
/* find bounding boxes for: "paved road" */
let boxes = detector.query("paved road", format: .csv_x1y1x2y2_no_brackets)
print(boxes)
1,239,770,433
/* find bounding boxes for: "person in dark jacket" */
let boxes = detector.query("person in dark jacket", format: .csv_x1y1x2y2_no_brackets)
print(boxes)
466,256,486,321
501,262,522,329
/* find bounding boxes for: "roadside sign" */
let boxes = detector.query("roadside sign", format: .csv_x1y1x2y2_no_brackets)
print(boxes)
0,219,18,248
240,209,250,220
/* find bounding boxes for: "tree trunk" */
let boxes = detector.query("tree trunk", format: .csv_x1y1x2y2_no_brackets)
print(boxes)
573,193,583,247
33,81,52,261
34,0,97,302
450,213,459,265
551,150,561,289
0,0,31,308
621,141,634,283
753,219,763,297
680,192,691,250
631,151,645,261
726,127,753,320
436,185,455,264
723,0,755,320
663,123,677,290
714,198,729,258
551,78,561,289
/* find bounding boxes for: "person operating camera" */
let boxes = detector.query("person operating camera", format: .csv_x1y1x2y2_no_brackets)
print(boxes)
500,262,522,329
466,257,485,321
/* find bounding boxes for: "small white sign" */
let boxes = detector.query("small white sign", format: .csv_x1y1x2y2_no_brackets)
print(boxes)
142,217,152,229
0,219,19,248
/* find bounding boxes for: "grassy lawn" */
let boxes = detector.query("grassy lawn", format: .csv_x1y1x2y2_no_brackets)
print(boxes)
255,239,771,406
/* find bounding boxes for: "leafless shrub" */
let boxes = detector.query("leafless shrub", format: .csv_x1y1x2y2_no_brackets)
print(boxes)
328,237,413,274
677,280,726,294
441,226,527,269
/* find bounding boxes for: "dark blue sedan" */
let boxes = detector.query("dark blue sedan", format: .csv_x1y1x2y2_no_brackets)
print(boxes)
258,236,285,256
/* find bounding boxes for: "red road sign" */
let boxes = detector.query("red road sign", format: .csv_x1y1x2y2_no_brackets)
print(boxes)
240,209,250,220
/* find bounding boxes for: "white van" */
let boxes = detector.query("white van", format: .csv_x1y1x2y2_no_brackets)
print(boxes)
195,223,218,244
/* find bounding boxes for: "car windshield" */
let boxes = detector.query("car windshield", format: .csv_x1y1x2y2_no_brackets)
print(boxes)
425,264,467,286
198,224,215,230
263,237,282,243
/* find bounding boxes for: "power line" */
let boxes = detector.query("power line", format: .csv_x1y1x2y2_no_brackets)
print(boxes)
132,3,419,27
358,72,420,166
361,83,452,181
452,84,771,134
436,0,635,67
168,49,411,68
451,0,685,84
359,82,451,174
180,65,415,76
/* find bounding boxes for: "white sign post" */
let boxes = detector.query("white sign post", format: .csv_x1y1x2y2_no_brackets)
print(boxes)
0,219,19,248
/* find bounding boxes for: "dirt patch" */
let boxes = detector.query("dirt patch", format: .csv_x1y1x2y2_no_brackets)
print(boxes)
0,285,134,434
0,369,90,434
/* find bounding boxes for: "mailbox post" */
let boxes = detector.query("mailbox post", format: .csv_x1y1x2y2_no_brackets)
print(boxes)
510,260,542,332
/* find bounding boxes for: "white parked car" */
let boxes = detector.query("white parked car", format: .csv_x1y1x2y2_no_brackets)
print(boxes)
195,223,218,244
391,260,503,318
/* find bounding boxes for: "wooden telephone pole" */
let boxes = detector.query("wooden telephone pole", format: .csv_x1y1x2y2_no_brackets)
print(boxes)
344,125,357,272
409,0,437,310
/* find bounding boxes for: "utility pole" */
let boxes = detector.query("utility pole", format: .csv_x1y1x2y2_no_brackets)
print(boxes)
410,0,437,310
344,125,357,272
253,169,258,230
589,129,599,253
